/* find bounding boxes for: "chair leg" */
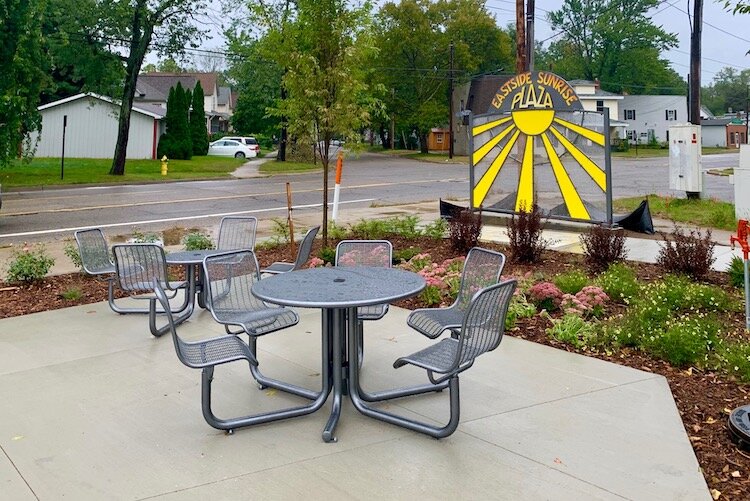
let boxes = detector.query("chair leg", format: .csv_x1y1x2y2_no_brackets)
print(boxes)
199,338,332,433
357,319,364,370
149,294,194,337
246,336,321,400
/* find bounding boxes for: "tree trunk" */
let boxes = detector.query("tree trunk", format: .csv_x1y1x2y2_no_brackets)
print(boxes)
110,12,153,175
321,136,330,246
419,130,428,154
378,124,388,149
278,78,288,161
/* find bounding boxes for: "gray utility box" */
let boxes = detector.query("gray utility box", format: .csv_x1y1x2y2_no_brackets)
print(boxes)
737,145,750,220
668,124,703,193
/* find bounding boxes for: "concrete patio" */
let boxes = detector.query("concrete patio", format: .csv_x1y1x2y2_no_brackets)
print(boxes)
0,297,710,500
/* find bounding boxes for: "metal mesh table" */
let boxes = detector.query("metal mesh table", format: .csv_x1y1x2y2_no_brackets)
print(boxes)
166,250,228,313
252,266,425,442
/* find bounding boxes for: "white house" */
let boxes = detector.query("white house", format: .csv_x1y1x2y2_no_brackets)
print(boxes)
33,93,165,159
619,95,688,144
569,80,628,139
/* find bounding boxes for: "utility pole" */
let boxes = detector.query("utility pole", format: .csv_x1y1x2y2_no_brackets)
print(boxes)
526,0,535,72
516,0,526,74
688,0,702,199
689,0,702,126
449,41,455,159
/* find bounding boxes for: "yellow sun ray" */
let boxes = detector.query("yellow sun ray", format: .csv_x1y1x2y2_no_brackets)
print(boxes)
548,126,606,190
472,116,513,136
472,124,517,166
553,117,605,146
515,136,535,212
541,132,590,219
472,129,521,208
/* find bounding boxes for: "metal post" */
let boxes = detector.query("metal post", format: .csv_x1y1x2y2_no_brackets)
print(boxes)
745,258,750,331
286,182,295,259
604,108,613,227
61,115,67,180
468,111,475,209
526,0,535,72
448,41,454,159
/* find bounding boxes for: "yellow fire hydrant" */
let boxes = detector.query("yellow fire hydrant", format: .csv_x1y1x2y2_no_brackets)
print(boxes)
160,155,168,176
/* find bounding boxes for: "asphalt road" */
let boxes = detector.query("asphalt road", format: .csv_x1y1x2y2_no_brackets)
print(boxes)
0,151,739,245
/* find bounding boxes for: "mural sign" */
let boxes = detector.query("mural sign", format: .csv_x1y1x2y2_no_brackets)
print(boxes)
470,71,612,224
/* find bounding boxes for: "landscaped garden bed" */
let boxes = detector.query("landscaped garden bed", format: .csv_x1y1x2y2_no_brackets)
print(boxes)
1,216,749,499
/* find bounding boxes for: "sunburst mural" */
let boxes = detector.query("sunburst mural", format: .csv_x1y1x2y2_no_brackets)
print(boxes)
470,71,612,223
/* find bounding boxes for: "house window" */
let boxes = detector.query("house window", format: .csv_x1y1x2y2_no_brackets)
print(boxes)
626,130,637,141
436,134,443,144
596,100,604,112
624,109,636,120
666,109,677,121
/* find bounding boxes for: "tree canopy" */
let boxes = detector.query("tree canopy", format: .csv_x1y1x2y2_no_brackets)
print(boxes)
546,0,684,94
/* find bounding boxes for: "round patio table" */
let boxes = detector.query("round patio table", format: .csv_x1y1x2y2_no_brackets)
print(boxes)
252,266,425,442
166,249,229,312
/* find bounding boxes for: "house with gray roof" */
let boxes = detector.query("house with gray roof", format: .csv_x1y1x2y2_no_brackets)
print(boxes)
134,72,234,133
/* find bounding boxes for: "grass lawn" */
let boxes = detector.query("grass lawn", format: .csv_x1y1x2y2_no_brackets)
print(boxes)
258,160,320,174
612,146,737,158
0,156,245,188
369,147,468,164
614,194,736,231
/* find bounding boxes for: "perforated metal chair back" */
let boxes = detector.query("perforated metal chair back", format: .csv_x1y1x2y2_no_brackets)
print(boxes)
293,226,320,270
454,247,506,311
217,216,257,251
454,280,516,369
75,229,114,275
335,240,392,268
203,250,299,335
152,280,255,370
112,244,169,294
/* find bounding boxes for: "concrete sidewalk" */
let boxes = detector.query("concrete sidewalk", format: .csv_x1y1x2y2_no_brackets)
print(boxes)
0,300,709,499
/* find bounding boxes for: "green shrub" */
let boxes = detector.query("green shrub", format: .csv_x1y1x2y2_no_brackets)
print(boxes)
63,242,83,270
507,203,549,263
7,245,55,283
318,247,336,265
423,218,447,239
727,256,746,288
389,215,421,239
646,315,721,367
328,221,349,240
656,226,715,280
393,247,422,264
596,263,640,304
267,218,291,246
60,288,82,301
553,270,589,294
546,314,597,349
717,342,750,383
505,293,537,329
130,230,161,243
420,285,443,306
183,232,214,250
349,219,390,239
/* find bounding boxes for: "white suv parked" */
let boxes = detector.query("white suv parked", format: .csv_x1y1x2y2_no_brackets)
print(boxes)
224,136,260,155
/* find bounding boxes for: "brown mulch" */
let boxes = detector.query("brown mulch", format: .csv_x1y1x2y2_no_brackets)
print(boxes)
0,237,748,499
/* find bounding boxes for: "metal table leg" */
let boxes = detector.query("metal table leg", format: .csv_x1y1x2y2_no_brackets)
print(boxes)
322,307,346,442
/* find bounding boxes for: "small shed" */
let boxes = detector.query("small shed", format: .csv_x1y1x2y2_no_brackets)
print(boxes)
427,128,450,152
34,93,165,159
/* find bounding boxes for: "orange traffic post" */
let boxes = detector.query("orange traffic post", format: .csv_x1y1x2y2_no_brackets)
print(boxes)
332,150,344,221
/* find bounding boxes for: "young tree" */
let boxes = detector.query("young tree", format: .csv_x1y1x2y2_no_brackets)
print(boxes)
158,82,192,159
100,0,207,175
272,0,376,244
190,81,209,155
0,0,47,165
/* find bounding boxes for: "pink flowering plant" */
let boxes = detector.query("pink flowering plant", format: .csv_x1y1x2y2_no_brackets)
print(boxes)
553,285,609,318
400,253,465,306
307,257,327,268
337,245,391,267
528,282,563,312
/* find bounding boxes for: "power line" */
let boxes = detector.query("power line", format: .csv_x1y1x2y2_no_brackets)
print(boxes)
662,1,750,44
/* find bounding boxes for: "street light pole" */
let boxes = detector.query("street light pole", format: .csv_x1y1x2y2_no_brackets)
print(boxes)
449,41,454,159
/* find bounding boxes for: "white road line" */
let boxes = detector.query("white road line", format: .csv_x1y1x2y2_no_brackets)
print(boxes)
0,198,376,239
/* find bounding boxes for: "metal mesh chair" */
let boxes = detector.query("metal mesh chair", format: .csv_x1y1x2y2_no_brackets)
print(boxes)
203,250,299,337
152,280,329,434
216,216,257,251
111,244,189,336
335,240,393,365
407,247,506,339
74,228,143,314
349,280,517,438
262,225,320,275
